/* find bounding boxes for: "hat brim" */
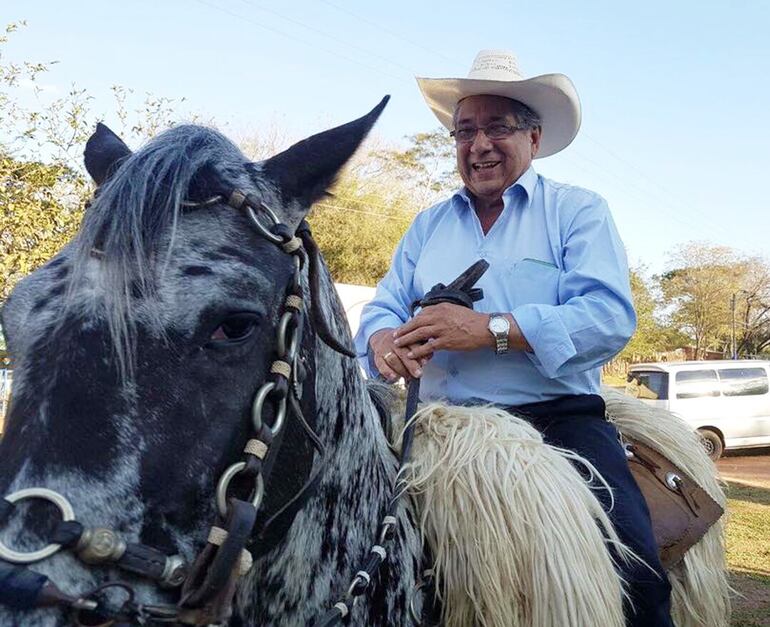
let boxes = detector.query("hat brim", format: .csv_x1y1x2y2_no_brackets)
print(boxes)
416,73,581,158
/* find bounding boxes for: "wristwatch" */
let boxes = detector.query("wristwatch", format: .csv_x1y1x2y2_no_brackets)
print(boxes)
487,314,511,355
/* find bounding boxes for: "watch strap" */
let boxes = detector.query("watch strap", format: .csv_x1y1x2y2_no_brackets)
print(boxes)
489,314,510,355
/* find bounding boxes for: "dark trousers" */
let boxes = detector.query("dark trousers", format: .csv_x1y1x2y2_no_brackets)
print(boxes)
509,394,673,627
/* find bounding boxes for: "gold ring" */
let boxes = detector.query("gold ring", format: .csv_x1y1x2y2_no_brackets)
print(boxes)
383,351,394,361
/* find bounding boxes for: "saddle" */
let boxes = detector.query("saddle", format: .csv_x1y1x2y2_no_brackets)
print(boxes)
623,439,723,569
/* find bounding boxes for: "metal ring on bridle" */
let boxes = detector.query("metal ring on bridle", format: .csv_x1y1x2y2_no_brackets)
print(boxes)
276,315,300,364
216,462,265,518
251,381,276,430
409,579,427,622
276,311,295,358
257,200,280,224
0,488,76,563
251,382,288,435
269,396,287,435
246,204,283,245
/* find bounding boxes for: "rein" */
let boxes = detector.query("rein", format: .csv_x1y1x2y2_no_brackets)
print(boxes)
0,186,489,626
314,258,489,627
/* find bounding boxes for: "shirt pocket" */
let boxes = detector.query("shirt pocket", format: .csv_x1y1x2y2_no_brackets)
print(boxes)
508,258,561,308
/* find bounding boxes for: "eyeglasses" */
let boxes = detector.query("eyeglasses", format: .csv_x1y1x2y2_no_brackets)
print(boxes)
450,123,527,144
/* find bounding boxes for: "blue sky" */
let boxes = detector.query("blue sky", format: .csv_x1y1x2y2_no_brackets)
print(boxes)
5,0,770,274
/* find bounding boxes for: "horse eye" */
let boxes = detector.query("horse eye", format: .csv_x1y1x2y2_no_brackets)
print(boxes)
210,314,259,343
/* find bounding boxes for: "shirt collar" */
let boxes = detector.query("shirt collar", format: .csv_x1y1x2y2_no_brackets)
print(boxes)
452,165,538,213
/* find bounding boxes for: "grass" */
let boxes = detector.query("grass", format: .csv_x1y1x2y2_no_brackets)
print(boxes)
725,480,770,626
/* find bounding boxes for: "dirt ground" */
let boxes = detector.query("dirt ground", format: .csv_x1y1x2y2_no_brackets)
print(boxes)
718,447,770,486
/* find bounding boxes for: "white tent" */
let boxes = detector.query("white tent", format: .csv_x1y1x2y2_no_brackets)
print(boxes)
334,283,376,338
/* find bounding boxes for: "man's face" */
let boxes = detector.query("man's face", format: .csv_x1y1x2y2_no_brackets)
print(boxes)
454,95,541,206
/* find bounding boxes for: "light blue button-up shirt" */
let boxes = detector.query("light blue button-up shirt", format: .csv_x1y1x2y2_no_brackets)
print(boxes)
354,166,636,405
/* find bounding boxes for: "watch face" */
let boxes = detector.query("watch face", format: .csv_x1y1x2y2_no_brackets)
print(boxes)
490,317,508,334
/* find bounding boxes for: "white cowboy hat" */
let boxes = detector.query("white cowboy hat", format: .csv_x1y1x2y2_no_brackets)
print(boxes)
416,50,581,158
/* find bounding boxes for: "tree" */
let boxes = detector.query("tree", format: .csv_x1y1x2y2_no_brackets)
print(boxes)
658,242,763,359
371,128,460,208
734,260,770,357
307,158,417,286
619,267,682,361
0,22,188,299
0,154,86,298
0,23,88,297
306,130,462,286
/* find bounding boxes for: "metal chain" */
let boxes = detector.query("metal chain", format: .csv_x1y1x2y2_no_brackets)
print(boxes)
214,242,305,521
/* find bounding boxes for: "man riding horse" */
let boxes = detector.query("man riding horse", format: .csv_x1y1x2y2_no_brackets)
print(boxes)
356,50,673,626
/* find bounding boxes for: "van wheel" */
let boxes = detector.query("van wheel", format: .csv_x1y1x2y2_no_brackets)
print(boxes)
698,429,723,461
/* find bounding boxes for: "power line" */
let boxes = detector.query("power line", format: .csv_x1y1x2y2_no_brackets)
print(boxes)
330,194,408,213
559,149,719,240
313,201,414,221
569,138,738,242
163,1,758,250
193,0,409,83
317,0,464,65
234,0,418,77
582,133,724,223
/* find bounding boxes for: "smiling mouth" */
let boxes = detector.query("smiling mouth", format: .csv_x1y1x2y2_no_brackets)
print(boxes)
472,161,500,171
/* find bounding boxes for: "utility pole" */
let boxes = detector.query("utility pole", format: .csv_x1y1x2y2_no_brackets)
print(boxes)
731,292,737,359
731,290,751,360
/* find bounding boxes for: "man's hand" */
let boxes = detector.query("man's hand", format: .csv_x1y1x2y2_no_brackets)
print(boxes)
369,327,426,382
392,303,492,360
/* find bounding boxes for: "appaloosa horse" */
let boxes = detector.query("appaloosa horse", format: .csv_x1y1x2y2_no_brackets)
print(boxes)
0,98,425,625
0,98,729,627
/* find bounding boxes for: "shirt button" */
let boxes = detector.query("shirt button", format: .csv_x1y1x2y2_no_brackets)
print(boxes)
449,367,459,377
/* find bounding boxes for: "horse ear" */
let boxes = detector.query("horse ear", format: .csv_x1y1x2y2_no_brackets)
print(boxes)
84,123,132,185
261,96,389,210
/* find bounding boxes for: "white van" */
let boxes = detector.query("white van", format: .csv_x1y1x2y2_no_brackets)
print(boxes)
626,360,770,460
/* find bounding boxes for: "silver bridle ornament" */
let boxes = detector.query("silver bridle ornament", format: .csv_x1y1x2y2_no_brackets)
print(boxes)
0,488,75,563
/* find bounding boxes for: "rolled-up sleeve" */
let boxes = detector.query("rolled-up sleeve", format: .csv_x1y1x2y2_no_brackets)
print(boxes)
354,217,424,377
512,194,636,379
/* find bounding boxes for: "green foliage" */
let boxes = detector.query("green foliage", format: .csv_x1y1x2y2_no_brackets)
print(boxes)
372,128,460,207
735,262,770,357
660,243,738,357
659,242,770,359
0,22,192,299
0,24,91,297
0,154,87,298
619,268,677,360
308,168,416,286
307,130,460,286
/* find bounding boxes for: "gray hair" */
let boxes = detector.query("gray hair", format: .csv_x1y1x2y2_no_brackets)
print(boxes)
452,97,542,129
65,125,257,376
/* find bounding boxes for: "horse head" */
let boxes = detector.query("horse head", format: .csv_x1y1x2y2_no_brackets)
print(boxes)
0,97,420,626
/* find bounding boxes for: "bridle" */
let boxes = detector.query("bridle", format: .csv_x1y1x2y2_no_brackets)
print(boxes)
0,188,488,626
0,190,336,625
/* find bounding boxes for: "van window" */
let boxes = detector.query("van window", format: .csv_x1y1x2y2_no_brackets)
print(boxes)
675,369,720,399
717,367,769,397
627,371,669,400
